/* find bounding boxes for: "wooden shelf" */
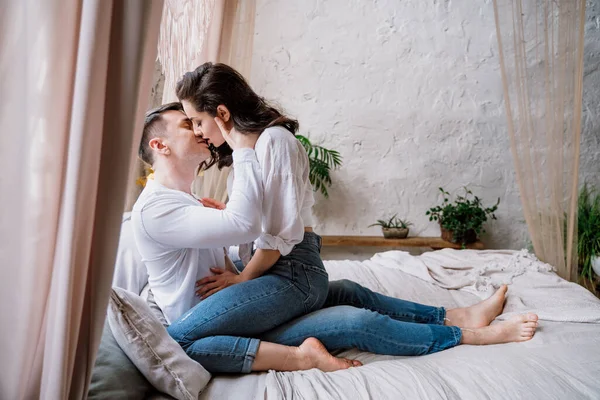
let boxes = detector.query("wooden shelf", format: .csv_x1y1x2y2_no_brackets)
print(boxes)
321,236,484,250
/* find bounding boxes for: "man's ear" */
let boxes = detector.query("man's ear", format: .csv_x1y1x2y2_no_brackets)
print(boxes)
216,104,231,123
149,137,170,156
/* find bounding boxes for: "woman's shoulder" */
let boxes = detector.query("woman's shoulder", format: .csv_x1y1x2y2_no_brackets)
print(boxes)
256,125,299,153
260,125,295,141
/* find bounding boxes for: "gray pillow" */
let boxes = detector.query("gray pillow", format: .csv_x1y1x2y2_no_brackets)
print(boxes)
107,287,211,400
88,320,152,400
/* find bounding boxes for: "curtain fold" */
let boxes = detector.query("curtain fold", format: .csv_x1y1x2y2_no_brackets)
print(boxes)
492,0,586,280
157,0,256,202
0,1,164,398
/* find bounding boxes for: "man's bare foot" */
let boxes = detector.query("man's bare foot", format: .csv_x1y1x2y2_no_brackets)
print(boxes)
461,313,539,345
295,338,362,372
446,285,508,328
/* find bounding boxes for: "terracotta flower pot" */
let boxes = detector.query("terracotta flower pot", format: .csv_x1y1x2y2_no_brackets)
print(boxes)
382,227,409,239
440,225,477,244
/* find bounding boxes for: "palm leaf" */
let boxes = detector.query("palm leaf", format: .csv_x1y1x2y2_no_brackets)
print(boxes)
578,184,600,281
296,135,342,198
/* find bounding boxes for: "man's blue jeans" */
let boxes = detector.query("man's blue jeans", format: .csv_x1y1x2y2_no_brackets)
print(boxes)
168,233,462,373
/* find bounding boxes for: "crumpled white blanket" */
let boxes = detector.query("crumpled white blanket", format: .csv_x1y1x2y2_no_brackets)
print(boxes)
364,249,600,323
203,249,600,400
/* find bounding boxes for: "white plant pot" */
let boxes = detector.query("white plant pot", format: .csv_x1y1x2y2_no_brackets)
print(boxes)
592,256,600,277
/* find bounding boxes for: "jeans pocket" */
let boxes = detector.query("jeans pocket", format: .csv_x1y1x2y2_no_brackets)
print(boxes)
302,263,328,279
295,262,329,313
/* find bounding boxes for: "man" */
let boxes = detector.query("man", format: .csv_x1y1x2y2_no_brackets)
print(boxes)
131,102,359,374
132,102,261,325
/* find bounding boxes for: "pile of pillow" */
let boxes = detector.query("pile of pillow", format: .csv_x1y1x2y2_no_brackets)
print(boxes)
89,214,211,399
89,287,211,400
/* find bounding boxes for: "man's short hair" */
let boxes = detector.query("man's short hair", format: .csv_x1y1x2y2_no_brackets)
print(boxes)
139,102,184,165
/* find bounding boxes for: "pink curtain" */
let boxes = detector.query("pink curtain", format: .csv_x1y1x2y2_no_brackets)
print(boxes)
0,0,164,398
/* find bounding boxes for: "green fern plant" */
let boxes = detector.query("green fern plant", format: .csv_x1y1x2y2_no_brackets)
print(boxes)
578,184,600,281
369,214,413,229
295,135,342,198
426,187,499,245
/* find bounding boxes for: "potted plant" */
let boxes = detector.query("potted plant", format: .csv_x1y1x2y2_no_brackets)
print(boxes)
369,214,413,239
578,184,600,280
426,187,499,246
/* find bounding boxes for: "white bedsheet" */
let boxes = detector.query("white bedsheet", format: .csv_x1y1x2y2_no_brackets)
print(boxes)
200,250,600,400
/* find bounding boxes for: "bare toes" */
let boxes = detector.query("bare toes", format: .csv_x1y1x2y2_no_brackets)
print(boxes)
526,313,539,322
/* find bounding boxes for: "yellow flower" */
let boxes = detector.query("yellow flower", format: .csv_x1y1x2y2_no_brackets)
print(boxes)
136,168,155,187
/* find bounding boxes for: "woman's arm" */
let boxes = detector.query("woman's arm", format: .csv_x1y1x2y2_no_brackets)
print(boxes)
196,129,309,298
141,119,263,249
141,148,263,249
239,248,281,279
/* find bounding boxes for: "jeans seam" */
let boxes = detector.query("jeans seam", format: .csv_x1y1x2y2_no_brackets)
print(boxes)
428,326,462,353
302,268,328,313
276,328,431,352
332,300,438,324
436,307,446,325
242,338,260,373
178,282,296,343
451,326,462,345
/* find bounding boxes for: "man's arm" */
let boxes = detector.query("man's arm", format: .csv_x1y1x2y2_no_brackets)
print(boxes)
195,248,281,299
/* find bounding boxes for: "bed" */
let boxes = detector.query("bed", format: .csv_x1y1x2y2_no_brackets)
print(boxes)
198,249,600,400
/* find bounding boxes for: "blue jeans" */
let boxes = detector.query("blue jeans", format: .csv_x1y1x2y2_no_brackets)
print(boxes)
263,279,462,353
169,234,462,373
167,232,330,371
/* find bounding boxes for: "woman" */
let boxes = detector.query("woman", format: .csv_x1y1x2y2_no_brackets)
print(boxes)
160,63,539,373
175,62,332,334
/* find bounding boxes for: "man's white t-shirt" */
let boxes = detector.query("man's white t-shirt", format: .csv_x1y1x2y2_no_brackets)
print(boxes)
131,149,263,324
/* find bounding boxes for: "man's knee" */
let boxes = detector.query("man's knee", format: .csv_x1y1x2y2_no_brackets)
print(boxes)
340,307,380,331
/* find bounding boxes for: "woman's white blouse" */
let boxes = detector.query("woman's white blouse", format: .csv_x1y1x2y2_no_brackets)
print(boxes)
228,126,315,257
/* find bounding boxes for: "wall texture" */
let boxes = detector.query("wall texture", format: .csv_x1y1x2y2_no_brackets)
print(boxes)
250,0,599,251
582,0,600,190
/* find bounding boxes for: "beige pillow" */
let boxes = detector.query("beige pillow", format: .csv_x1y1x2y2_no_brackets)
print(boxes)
107,287,211,400
139,284,169,327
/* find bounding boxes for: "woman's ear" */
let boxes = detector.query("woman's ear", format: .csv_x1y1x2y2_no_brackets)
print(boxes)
216,104,231,123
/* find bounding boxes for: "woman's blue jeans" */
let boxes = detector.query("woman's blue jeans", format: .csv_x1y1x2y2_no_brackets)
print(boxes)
167,233,462,373
168,232,330,371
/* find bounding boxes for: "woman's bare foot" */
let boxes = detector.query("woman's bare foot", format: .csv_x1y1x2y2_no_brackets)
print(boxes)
295,338,362,372
461,313,539,345
446,285,508,328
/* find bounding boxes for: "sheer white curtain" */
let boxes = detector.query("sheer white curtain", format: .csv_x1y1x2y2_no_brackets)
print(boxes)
492,0,585,280
0,0,163,398
158,0,256,202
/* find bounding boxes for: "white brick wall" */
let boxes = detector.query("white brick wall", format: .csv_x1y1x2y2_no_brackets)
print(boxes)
250,0,600,253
